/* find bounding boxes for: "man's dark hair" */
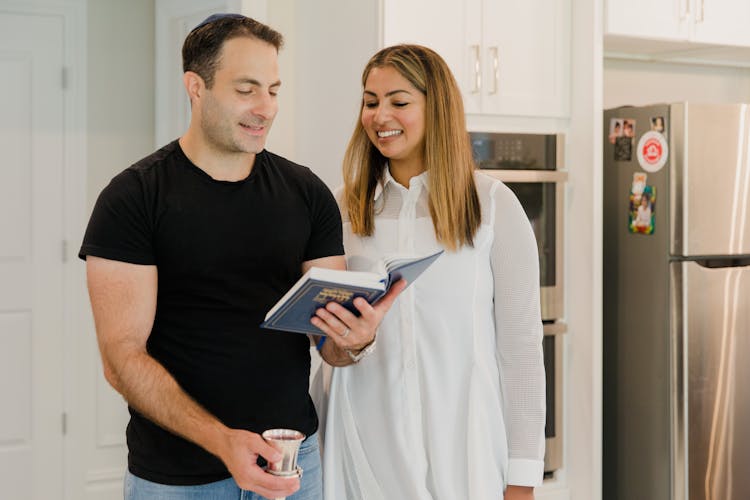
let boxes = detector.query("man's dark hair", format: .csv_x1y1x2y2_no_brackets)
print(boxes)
182,14,284,88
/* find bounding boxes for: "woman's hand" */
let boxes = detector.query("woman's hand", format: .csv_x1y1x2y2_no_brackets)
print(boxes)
311,279,406,361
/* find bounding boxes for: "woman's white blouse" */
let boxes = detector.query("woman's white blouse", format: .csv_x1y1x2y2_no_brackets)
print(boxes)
323,169,546,500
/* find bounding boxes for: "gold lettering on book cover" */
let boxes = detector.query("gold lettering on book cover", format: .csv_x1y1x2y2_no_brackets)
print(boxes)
313,288,354,304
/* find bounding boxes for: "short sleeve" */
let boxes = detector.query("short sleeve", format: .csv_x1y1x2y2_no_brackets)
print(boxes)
302,172,344,262
79,169,156,265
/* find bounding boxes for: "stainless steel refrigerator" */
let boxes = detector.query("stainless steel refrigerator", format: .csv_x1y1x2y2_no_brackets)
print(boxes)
603,103,750,500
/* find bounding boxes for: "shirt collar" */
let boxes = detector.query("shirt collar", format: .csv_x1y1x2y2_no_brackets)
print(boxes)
374,164,429,201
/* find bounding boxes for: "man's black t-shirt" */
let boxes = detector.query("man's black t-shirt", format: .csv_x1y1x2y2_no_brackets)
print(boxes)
79,141,343,485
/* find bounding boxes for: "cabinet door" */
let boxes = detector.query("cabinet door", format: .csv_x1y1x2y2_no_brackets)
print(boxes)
605,0,690,41
482,0,570,117
691,0,750,46
382,0,466,96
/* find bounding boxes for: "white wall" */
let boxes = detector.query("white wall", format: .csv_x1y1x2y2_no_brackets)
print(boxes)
262,0,297,164
86,0,155,206
604,58,750,109
292,0,380,190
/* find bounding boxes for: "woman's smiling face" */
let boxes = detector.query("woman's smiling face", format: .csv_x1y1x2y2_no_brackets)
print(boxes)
361,65,426,168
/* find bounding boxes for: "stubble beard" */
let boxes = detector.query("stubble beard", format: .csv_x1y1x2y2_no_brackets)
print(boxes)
200,95,267,155
200,110,249,155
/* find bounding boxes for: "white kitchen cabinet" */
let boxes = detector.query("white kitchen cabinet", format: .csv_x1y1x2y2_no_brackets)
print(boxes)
691,0,750,46
380,0,466,91
297,0,570,121
605,0,688,41
605,0,750,47
462,0,570,117
382,0,570,118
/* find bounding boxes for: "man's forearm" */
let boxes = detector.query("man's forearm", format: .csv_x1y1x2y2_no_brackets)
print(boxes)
107,348,229,458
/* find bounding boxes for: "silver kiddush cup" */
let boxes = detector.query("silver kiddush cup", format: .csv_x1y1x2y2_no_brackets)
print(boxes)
262,428,305,500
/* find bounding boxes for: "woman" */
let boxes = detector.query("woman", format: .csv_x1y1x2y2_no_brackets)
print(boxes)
312,45,545,500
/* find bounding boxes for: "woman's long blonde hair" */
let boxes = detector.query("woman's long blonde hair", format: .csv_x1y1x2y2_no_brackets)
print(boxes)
343,44,480,251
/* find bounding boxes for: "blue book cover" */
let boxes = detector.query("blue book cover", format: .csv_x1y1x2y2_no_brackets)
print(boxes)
261,250,443,335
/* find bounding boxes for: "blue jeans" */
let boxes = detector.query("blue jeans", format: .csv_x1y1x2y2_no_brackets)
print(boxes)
124,432,322,500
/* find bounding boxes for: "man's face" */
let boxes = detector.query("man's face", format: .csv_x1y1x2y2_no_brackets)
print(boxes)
198,36,280,155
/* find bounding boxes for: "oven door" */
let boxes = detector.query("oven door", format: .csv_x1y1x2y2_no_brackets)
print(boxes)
479,170,566,321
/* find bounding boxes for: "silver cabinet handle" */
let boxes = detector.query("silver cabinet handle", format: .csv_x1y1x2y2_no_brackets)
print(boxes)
680,0,690,20
489,46,499,95
470,45,481,94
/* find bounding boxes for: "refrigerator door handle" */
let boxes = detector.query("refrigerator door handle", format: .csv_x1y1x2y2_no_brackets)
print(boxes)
694,257,750,269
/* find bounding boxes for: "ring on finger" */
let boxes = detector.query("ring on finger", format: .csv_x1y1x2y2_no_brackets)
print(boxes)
341,327,351,338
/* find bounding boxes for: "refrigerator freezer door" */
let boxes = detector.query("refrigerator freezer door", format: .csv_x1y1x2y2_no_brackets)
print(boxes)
671,103,750,257
672,260,750,500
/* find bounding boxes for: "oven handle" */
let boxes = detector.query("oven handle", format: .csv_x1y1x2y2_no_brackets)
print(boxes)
543,321,567,336
479,169,568,183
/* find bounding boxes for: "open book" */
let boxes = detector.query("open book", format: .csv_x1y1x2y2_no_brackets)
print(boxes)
261,250,443,335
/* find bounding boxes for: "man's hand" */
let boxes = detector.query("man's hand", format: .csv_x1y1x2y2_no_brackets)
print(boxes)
216,428,300,498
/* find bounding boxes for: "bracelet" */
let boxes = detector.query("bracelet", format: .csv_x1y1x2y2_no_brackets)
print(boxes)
345,335,377,363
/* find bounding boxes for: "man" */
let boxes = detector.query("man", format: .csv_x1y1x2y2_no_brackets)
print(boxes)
80,14,401,500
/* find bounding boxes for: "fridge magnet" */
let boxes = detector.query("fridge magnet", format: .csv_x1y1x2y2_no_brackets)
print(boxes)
637,130,669,173
622,119,636,138
614,135,632,161
629,184,656,235
608,118,623,144
650,116,665,133
631,172,647,197
612,118,636,161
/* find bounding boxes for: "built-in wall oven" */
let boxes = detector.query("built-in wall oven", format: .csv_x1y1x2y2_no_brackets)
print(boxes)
469,132,566,475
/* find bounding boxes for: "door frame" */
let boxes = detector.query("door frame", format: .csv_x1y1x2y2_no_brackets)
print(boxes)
0,1,87,499
58,3,87,499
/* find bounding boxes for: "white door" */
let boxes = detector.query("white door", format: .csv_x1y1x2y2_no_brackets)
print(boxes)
0,10,65,500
